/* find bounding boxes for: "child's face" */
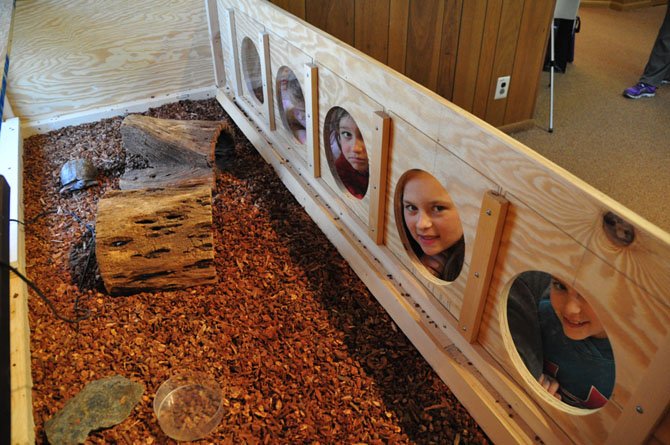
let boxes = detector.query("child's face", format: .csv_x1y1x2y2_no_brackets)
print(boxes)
338,115,368,173
402,172,463,257
549,278,607,340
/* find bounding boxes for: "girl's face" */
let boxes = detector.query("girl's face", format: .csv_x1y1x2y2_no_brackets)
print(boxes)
549,278,607,340
338,115,368,173
402,172,463,257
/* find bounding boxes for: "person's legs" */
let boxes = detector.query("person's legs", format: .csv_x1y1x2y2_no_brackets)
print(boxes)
624,6,670,98
640,5,670,86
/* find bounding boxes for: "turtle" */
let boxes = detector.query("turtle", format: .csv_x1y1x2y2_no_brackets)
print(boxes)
59,159,99,194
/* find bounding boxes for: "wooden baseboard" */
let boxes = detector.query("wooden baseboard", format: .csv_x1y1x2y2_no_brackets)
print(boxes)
581,0,667,7
497,119,536,135
580,1,614,7
10,274,34,445
1,118,34,445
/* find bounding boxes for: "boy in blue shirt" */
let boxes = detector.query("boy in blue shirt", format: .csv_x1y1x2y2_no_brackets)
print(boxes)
508,271,614,409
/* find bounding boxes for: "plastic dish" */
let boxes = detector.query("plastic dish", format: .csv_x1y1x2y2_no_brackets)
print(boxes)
153,374,223,441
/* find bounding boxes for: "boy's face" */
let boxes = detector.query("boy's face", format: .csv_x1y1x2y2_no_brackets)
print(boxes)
338,115,368,173
549,278,607,340
402,172,463,257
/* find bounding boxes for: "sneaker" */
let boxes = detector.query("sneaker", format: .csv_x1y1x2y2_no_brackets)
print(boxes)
662,79,670,85
623,82,656,98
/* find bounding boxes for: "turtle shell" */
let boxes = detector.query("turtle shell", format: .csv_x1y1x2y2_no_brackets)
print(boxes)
59,159,99,193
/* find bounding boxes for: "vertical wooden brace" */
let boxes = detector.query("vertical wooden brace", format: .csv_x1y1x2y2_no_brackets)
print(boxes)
205,0,226,87
224,8,243,96
368,111,391,245
458,191,509,342
259,32,275,131
304,63,320,177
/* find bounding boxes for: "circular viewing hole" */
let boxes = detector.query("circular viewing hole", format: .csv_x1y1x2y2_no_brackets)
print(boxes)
276,67,306,144
241,37,264,104
394,170,465,282
323,106,369,199
506,271,615,410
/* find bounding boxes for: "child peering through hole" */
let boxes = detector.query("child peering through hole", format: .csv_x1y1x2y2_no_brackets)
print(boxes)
329,107,369,199
401,170,465,281
280,72,307,144
508,271,615,409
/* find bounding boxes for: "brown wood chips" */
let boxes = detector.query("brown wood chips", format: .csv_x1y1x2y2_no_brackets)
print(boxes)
22,99,491,444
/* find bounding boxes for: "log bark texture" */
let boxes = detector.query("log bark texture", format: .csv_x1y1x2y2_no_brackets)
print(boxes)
95,185,217,295
119,115,225,190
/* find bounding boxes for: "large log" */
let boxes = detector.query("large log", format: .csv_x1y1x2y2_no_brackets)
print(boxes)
95,185,217,295
119,115,226,190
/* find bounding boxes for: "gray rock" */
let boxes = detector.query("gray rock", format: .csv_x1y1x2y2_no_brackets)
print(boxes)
45,375,144,445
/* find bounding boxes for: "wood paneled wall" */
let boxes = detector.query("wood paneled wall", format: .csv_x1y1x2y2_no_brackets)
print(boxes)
269,0,556,128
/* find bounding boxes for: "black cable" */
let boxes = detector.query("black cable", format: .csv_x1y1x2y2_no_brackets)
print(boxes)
0,260,90,324
1,210,96,324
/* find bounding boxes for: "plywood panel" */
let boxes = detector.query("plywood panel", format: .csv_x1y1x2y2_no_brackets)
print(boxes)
477,190,670,444
383,113,497,317
404,0,446,91
354,0,391,64
451,0,488,111
476,197,613,445
438,123,601,248
9,0,214,122
305,0,355,46
267,32,313,165
587,217,670,316
316,64,379,228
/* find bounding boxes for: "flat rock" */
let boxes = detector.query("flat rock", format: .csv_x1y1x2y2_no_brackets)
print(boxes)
45,375,144,445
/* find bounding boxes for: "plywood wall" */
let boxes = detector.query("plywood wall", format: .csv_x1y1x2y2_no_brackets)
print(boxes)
7,0,214,125
212,0,670,443
268,0,555,128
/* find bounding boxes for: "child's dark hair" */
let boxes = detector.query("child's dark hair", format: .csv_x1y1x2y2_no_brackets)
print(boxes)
329,107,351,149
286,77,304,105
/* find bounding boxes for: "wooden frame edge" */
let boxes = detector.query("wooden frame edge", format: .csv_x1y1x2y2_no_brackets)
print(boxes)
459,191,509,342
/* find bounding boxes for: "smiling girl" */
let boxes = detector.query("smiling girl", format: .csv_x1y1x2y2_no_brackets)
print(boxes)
401,170,464,281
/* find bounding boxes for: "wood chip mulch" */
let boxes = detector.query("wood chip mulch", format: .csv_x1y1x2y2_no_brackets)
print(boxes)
22,98,492,444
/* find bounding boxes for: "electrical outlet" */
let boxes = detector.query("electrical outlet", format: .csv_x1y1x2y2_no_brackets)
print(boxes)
494,75,511,100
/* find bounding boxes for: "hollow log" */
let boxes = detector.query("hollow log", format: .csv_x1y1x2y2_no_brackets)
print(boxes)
95,185,217,295
119,114,225,190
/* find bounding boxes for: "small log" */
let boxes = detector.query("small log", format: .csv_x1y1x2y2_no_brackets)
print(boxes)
95,185,217,295
120,115,226,190
119,165,213,190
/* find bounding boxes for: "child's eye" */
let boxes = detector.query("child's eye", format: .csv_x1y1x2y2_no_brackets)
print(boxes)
340,130,353,140
432,205,447,213
404,204,417,213
551,279,567,291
